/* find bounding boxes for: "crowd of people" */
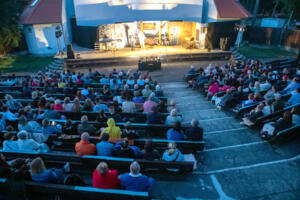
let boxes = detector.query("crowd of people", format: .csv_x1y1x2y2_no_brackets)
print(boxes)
187,60,300,138
0,68,204,195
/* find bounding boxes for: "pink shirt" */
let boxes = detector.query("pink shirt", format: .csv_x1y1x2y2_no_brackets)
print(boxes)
143,100,157,113
53,104,63,111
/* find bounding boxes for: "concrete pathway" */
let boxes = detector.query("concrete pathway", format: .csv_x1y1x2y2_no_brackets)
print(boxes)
152,82,300,200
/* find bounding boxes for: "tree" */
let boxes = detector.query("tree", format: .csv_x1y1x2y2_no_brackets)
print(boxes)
0,0,29,55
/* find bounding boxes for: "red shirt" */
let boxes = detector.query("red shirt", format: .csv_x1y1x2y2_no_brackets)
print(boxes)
93,169,121,189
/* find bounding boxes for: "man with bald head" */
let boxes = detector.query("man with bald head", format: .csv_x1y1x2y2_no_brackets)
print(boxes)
119,161,154,192
75,132,96,156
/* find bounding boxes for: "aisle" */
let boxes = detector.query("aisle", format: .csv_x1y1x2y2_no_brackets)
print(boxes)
152,81,300,200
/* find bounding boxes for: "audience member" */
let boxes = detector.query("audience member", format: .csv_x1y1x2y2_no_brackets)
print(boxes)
92,162,120,189
75,132,97,156
119,161,154,192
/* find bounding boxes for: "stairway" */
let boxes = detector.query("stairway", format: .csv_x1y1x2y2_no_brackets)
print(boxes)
45,58,64,72
153,81,300,200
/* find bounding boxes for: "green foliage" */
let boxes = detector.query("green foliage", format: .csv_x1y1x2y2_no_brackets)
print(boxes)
237,44,297,59
0,0,29,54
238,0,300,20
0,56,53,73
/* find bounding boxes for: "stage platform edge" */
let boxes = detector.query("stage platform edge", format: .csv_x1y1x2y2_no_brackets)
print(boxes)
65,51,232,69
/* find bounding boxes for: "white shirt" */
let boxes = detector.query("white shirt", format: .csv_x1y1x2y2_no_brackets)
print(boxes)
122,101,136,113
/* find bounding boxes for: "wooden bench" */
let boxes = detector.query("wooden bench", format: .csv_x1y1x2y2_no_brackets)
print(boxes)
0,178,149,200
0,150,194,174
51,137,204,154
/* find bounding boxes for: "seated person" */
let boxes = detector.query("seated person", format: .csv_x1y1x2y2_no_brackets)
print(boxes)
241,104,264,126
207,81,219,99
231,86,244,106
143,95,157,113
242,93,254,107
2,105,17,121
142,84,152,98
77,115,96,135
273,94,285,112
262,100,274,116
113,140,135,158
93,162,120,189
16,130,42,151
107,106,122,122
42,118,62,138
122,121,138,139
282,77,300,93
29,157,70,183
146,106,163,124
62,119,77,135
96,133,114,156
166,122,185,141
119,161,154,192
185,119,203,141
64,173,85,186
122,95,136,113
101,118,122,139
167,100,177,113
162,142,184,162
141,140,160,160
286,88,300,106
3,132,18,151
260,111,293,139
93,97,109,113
165,109,182,125
155,85,163,97
75,132,97,156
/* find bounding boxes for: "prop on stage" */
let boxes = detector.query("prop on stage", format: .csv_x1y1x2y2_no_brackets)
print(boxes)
138,57,161,71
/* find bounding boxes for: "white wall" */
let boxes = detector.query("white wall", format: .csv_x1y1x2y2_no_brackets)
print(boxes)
24,24,66,55
206,0,218,23
62,0,71,44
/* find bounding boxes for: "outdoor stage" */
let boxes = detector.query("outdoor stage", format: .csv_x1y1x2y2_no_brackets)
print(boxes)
66,45,231,69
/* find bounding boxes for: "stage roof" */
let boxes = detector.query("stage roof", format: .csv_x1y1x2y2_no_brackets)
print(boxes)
74,0,204,26
20,0,62,25
214,0,251,19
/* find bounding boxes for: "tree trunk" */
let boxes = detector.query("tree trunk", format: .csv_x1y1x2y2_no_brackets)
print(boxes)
252,0,260,26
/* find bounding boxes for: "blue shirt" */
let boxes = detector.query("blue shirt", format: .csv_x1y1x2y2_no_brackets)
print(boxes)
96,141,114,156
119,173,153,192
287,93,300,106
166,128,185,141
93,104,109,112
162,149,184,162
283,82,300,93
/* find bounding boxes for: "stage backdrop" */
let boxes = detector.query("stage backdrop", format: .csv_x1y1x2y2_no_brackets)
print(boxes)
205,21,238,50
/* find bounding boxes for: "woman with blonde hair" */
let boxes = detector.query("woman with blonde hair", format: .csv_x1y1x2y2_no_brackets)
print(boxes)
162,142,184,162
30,157,70,183
92,161,120,189
71,98,82,112
165,109,182,125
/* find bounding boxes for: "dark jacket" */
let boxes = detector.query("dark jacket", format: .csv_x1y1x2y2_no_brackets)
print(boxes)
185,127,203,141
146,112,163,124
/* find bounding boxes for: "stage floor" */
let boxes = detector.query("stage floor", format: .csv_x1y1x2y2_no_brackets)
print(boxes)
73,45,227,59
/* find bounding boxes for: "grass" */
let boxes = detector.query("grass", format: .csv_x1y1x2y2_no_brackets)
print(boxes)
237,45,297,59
0,55,53,73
